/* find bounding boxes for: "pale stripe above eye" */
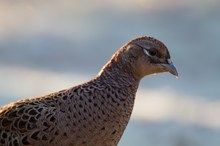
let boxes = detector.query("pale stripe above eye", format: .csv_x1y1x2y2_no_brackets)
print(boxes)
143,49,150,56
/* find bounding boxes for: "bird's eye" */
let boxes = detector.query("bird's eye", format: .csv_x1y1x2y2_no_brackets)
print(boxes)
148,48,157,56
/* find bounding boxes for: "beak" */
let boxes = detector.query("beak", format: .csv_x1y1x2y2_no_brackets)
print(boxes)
161,59,178,78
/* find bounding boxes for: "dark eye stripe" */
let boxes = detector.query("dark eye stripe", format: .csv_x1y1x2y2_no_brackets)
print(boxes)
134,44,152,56
135,43,144,50
135,43,162,58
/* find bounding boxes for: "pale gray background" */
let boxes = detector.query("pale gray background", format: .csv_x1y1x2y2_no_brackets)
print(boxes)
0,0,220,145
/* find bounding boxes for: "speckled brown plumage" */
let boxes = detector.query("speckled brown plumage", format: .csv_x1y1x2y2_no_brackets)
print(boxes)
0,36,178,146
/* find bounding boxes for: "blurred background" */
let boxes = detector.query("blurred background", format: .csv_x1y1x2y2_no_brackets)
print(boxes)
0,0,220,145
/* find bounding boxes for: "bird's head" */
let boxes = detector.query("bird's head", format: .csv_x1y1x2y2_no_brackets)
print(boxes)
113,36,178,79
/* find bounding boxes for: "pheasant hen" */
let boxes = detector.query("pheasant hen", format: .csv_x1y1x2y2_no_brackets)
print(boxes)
0,36,178,146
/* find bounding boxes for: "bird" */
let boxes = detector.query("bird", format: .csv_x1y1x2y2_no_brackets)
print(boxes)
0,36,178,146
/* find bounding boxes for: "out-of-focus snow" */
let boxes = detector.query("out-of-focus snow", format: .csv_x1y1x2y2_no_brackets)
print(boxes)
134,90,220,128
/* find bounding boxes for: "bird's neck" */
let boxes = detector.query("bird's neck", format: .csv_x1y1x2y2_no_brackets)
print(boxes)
96,59,140,96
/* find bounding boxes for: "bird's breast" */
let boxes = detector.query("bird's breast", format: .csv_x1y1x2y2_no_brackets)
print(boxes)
57,89,135,146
